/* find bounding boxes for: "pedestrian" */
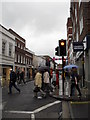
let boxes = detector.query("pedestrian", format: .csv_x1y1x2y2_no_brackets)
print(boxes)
56,70,59,89
33,70,46,98
43,70,53,94
70,67,82,97
16,67,20,83
19,69,26,84
64,69,70,96
52,71,56,87
8,69,20,94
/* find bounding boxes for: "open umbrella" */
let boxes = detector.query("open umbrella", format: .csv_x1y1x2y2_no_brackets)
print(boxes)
38,66,50,72
63,64,78,69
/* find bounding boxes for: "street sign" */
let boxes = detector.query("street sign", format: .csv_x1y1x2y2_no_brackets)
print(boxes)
73,42,84,52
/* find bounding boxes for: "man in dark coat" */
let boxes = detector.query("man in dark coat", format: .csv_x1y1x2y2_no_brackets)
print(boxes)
70,67,82,97
8,70,20,94
19,70,26,84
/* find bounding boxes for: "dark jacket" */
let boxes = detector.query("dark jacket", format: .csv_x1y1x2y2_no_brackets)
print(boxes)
71,71,79,83
10,71,16,83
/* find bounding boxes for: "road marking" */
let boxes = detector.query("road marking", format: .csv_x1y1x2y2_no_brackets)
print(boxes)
0,103,2,110
70,101,90,104
31,113,35,120
0,102,7,110
33,100,61,113
5,110,34,114
5,100,61,120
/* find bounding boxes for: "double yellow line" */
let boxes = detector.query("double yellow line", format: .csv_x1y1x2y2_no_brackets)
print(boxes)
70,101,90,104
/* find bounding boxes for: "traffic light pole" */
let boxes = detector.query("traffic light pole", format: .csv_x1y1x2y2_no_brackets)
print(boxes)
62,56,64,95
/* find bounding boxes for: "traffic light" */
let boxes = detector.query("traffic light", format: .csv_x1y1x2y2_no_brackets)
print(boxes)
55,46,60,56
59,40,66,56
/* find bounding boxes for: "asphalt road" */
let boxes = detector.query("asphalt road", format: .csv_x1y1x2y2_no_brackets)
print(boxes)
2,81,62,119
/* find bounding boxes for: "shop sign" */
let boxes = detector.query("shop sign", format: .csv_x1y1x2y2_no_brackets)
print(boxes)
73,42,84,52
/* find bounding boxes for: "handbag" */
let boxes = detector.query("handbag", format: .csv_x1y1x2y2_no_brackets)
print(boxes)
33,86,40,92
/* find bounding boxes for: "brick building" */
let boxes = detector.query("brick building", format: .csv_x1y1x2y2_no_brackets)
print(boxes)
9,29,34,80
67,17,73,64
70,1,90,91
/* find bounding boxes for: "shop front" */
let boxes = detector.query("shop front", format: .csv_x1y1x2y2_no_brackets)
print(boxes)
1,65,13,87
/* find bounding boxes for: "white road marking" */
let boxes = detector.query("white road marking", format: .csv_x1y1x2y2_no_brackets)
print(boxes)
0,103,2,110
5,110,34,114
33,100,61,113
5,100,61,120
31,113,35,120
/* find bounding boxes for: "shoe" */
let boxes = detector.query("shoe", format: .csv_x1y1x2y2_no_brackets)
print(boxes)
18,90,21,94
37,96,42,99
68,95,70,98
33,95,37,98
78,95,81,98
8,92,12,94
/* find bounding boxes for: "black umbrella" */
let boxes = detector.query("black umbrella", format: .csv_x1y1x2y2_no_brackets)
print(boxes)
38,66,50,72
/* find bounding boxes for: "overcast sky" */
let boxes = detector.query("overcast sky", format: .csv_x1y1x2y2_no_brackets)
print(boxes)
1,0,70,63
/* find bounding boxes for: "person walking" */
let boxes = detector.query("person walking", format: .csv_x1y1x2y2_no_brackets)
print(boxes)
43,70,53,94
19,70,26,84
64,69,70,96
8,70,20,94
70,67,82,97
56,70,59,89
33,70,46,98
52,71,56,87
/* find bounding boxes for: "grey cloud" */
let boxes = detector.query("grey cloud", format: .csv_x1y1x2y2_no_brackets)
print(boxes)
1,2,70,58
2,2,69,35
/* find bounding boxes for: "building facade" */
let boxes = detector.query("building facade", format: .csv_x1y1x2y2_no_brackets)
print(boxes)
9,29,34,81
9,29,26,75
70,1,90,91
0,25,15,86
25,48,34,80
67,17,73,64
33,55,46,68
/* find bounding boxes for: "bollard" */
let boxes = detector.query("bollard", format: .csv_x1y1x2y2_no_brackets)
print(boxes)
59,79,63,95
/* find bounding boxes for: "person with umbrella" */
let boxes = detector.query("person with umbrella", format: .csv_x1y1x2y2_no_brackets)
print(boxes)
70,67,82,97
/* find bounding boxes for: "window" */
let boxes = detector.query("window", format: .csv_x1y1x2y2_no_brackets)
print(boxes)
15,42,17,46
73,21,75,35
75,7,77,24
15,53,17,62
18,55,20,63
24,57,25,64
79,0,82,7
76,28,79,42
80,11,83,34
17,43,20,48
2,41,6,55
9,43,12,57
21,55,23,63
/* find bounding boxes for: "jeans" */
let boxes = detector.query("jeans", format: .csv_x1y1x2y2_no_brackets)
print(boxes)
9,82,20,93
70,83,81,96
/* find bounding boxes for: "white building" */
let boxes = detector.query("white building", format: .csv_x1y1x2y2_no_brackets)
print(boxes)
33,55,46,68
0,25,15,87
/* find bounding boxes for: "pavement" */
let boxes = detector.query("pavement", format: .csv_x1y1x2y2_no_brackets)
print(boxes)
52,87,90,119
